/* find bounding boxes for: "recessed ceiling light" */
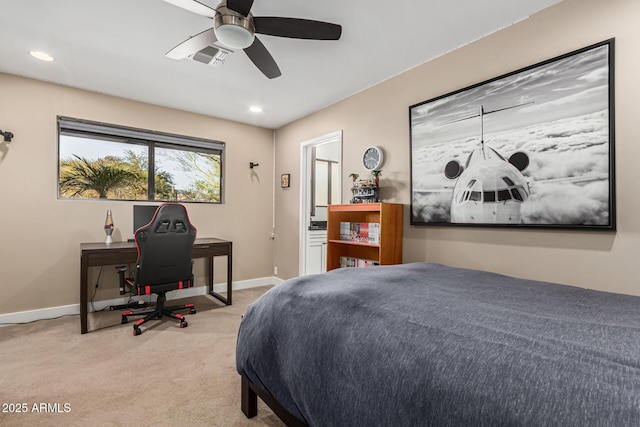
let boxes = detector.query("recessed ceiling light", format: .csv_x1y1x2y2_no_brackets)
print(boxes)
249,106,263,113
29,51,54,62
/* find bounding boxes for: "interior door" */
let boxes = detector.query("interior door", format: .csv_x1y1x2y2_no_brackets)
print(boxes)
299,131,342,276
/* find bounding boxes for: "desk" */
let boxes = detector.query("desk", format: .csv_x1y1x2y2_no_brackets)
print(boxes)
80,237,232,334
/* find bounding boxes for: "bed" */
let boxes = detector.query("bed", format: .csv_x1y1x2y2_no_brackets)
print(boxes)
236,262,640,426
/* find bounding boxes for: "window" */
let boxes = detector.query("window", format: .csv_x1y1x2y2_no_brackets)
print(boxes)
497,189,511,201
511,187,525,202
57,117,224,203
502,176,515,186
484,191,496,202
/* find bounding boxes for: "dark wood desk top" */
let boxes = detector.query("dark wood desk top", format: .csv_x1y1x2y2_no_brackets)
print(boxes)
81,237,231,252
81,238,232,267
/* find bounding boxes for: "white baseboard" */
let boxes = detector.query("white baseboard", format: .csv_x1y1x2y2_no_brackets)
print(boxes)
0,304,81,327
0,276,284,326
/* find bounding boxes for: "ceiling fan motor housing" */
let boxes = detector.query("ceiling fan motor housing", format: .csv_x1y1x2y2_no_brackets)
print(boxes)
214,5,255,49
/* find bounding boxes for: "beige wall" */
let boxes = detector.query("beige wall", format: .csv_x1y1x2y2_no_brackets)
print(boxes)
274,0,640,295
0,74,274,314
2,0,639,317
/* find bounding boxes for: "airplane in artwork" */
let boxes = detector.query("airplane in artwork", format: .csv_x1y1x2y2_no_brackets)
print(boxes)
445,141,530,224
417,103,533,224
413,101,611,225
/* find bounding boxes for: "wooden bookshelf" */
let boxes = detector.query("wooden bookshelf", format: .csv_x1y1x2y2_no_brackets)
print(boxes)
326,202,403,271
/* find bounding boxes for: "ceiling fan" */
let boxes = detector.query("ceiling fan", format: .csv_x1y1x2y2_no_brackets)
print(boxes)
164,0,342,79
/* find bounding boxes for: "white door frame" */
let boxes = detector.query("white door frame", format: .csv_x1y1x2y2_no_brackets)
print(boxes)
299,130,342,276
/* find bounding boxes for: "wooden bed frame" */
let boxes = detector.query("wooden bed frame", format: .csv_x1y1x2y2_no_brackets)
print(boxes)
241,375,308,427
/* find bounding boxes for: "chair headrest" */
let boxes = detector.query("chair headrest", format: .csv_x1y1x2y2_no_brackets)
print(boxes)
136,203,196,242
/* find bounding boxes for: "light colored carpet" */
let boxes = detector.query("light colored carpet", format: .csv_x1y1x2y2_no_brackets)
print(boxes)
0,286,285,427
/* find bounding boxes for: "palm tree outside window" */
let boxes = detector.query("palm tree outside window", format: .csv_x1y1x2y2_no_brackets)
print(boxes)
57,117,224,203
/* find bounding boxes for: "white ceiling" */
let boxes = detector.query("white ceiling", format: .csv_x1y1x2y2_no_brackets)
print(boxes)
0,0,562,129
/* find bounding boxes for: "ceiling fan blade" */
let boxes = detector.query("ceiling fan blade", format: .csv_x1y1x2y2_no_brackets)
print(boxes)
166,28,217,59
244,37,281,79
227,0,254,16
163,0,216,18
254,17,342,40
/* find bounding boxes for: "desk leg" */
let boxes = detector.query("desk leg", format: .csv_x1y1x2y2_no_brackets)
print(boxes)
80,254,88,334
208,243,232,305
227,243,233,304
207,255,215,296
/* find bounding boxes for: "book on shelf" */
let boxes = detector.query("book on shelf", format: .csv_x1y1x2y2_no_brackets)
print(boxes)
340,221,350,240
339,256,380,268
368,223,380,244
339,222,380,244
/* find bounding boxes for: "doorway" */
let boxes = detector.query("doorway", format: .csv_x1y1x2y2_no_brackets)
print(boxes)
299,130,342,276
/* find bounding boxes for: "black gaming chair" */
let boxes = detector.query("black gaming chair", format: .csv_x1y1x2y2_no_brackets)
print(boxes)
116,203,197,336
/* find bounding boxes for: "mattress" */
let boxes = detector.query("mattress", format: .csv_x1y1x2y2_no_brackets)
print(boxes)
236,262,640,426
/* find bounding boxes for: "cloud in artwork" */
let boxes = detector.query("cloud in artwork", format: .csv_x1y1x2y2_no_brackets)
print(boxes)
413,192,451,223
412,110,611,225
521,180,609,225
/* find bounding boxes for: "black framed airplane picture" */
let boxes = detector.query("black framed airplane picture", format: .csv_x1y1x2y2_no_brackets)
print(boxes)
409,39,615,230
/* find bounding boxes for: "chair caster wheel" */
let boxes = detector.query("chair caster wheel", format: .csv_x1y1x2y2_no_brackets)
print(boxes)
121,317,128,324
190,308,197,315
180,321,188,328
133,327,142,336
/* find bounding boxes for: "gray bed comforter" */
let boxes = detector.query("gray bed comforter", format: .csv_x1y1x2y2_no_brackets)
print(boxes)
236,262,640,426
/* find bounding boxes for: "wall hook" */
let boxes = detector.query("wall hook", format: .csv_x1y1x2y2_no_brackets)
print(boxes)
0,130,14,142
250,162,259,169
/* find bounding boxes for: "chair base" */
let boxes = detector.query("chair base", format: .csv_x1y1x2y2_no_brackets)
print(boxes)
122,292,196,336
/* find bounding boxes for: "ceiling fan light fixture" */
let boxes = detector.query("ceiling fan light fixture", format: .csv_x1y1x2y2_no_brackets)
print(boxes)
214,8,255,50
215,24,254,49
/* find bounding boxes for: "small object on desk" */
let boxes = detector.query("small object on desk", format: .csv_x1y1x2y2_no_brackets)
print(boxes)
133,204,160,233
104,209,114,244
